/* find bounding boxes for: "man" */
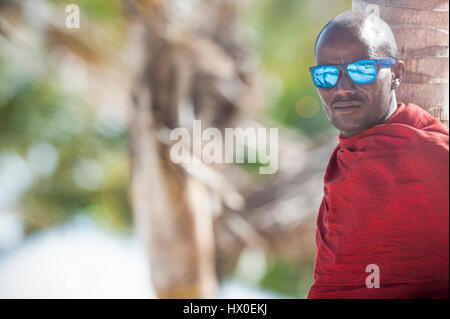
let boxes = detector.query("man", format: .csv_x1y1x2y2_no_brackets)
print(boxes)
307,11,449,298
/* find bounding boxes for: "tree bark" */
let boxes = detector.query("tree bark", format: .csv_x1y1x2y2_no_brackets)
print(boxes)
352,0,449,128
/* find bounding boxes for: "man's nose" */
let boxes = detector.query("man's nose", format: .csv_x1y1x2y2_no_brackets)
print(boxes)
334,69,356,92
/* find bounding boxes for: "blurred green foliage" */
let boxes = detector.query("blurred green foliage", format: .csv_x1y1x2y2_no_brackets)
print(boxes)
260,257,315,298
0,0,130,234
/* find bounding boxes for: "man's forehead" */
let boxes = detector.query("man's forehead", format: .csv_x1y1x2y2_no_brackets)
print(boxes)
314,24,374,65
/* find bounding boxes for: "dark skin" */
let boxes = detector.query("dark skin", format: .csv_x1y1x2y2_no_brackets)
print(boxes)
314,23,406,138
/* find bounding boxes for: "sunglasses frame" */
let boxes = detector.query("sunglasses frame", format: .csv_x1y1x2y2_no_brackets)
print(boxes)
309,57,397,89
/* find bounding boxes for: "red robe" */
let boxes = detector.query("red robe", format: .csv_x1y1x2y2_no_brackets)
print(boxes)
308,102,449,299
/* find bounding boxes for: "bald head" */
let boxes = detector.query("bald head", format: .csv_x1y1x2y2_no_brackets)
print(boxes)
314,10,398,59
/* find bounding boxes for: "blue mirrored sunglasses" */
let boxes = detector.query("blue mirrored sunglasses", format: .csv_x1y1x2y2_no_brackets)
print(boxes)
309,58,396,89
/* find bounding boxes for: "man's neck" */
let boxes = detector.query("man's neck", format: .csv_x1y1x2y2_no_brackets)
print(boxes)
381,93,399,123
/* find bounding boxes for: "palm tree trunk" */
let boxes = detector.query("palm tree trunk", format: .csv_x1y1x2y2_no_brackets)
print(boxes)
352,0,449,128
129,85,218,298
125,0,219,298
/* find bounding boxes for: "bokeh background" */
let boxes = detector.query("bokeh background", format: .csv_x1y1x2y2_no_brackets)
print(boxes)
0,0,352,298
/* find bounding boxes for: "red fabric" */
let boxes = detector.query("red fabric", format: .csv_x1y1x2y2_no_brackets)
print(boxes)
308,102,449,299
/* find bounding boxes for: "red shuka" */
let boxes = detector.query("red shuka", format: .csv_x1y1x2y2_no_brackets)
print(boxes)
308,102,449,299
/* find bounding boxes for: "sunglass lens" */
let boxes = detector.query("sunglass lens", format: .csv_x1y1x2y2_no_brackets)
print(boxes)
312,66,339,88
347,59,377,84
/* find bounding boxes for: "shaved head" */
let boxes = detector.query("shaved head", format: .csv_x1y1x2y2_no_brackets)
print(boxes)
314,10,398,59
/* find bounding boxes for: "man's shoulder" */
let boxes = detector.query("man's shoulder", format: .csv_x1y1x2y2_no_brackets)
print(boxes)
379,102,448,152
391,102,449,137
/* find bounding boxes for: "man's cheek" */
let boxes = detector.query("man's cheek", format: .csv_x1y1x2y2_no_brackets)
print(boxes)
317,94,329,113
372,83,391,107
376,73,393,95
319,93,333,109
317,90,328,103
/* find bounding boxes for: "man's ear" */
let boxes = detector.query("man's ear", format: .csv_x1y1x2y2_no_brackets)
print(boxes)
391,60,405,90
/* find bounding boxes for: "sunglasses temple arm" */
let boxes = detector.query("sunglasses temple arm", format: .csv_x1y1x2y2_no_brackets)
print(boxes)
379,57,397,67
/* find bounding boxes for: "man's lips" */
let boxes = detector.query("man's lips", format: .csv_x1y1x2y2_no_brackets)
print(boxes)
332,101,363,114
